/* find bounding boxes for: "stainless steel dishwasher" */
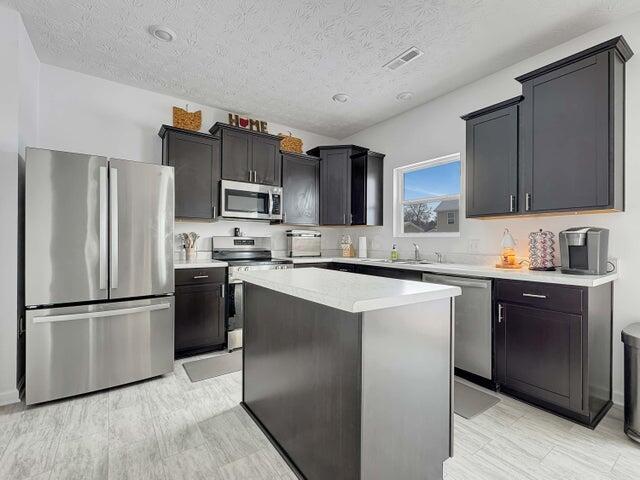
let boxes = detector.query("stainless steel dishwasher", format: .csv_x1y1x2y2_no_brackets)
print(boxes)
422,273,493,381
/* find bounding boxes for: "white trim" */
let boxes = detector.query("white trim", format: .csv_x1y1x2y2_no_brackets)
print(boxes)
393,153,461,237
0,388,20,406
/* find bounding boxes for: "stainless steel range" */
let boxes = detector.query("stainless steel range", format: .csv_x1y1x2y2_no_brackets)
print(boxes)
212,236,292,351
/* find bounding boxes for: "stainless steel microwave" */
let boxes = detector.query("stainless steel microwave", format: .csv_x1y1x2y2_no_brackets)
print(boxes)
220,180,283,221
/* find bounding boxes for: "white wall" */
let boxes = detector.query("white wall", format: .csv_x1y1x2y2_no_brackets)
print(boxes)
37,64,339,254
340,12,640,404
0,6,39,406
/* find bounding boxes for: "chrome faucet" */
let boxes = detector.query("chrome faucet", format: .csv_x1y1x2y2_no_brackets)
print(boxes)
413,243,420,261
434,251,443,263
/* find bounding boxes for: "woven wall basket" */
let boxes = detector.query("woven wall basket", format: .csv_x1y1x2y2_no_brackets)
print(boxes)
173,106,202,131
279,131,303,153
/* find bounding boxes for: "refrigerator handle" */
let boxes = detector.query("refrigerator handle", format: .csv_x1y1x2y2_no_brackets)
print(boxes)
99,166,108,290
110,167,119,289
32,302,171,323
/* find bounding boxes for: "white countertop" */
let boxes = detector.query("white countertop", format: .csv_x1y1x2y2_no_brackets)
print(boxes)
174,260,228,269
274,256,617,287
236,268,461,313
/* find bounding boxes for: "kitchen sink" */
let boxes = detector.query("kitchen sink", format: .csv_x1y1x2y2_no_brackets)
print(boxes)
358,258,433,265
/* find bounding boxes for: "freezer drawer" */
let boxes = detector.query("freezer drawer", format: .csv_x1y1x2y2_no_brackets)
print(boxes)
422,273,493,380
26,297,174,405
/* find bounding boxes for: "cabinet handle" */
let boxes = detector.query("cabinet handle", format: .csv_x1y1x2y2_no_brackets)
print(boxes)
283,211,287,223
509,195,516,213
498,304,504,324
343,213,346,224
193,275,209,279
220,284,225,298
525,193,531,211
522,293,547,299
212,205,216,218
349,213,353,224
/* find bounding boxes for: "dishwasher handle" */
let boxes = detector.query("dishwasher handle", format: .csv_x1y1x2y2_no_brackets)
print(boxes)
422,274,490,289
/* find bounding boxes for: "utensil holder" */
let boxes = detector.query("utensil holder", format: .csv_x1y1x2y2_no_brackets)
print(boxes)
185,247,196,261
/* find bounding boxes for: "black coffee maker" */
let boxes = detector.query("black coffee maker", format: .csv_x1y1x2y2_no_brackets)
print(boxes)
559,227,609,275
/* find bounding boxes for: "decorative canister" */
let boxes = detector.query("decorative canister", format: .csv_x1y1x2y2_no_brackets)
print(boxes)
528,229,556,271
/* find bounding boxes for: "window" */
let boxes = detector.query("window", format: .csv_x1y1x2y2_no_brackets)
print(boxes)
393,153,461,237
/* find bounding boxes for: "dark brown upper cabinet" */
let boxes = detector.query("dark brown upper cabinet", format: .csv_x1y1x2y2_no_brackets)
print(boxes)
461,96,522,217
210,123,282,186
307,145,384,226
158,125,220,220
281,152,319,226
351,150,384,226
462,36,632,218
517,37,632,214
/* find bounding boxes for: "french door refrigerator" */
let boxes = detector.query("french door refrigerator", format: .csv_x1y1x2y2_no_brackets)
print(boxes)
25,148,175,404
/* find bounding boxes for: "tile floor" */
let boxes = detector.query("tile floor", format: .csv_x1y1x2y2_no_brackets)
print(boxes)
0,355,639,480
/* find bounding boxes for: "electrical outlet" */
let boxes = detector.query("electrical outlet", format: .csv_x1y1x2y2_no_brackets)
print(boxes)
468,238,480,253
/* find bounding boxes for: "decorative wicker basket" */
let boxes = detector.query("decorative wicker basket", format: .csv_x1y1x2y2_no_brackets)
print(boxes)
173,106,202,131
279,131,303,153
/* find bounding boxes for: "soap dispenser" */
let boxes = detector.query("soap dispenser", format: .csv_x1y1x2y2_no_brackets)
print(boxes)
390,244,399,261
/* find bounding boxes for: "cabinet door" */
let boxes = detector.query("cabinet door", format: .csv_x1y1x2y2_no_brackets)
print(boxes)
221,128,252,182
167,132,219,219
251,136,281,186
520,53,609,212
466,105,519,217
175,282,225,355
495,303,583,412
320,149,351,225
282,154,319,225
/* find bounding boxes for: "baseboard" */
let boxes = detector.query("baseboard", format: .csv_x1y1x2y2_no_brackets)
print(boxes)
613,390,624,407
0,388,20,406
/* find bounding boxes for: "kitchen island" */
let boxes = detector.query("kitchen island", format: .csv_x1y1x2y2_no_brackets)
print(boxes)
237,267,461,480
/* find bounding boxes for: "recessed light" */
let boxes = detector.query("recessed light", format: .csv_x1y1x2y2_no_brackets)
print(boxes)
148,25,176,42
332,93,350,103
396,91,414,101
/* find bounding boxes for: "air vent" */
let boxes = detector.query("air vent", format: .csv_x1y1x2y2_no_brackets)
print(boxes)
383,47,424,71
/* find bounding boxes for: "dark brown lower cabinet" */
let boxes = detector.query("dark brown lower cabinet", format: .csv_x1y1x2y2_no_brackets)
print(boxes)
494,279,613,427
175,268,226,358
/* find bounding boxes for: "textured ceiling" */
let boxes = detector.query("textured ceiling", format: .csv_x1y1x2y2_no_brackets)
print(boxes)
5,0,640,138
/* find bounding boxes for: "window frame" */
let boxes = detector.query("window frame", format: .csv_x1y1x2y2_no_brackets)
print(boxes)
392,152,461,238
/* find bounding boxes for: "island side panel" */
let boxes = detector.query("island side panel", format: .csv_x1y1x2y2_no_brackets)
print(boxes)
360,298,453,480
243,283,362,480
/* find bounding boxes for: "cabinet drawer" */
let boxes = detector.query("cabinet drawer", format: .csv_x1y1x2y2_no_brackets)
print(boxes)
175,268,226,286
495,280,583,314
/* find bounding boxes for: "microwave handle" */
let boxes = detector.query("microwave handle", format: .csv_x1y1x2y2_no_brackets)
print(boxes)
268,190,273,215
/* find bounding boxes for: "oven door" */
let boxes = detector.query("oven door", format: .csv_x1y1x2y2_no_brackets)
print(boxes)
221,180,281,220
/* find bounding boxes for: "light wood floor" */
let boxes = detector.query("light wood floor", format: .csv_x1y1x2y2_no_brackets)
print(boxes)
0,356,638,479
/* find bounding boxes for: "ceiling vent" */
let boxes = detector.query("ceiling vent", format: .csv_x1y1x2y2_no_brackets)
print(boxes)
383,47,424,71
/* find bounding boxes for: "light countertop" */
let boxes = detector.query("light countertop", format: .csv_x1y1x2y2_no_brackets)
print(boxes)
174,260,228,269
273,256,617,287
236,268,461,313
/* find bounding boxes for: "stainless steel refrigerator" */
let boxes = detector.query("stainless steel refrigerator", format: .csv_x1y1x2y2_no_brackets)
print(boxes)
24,148,175,405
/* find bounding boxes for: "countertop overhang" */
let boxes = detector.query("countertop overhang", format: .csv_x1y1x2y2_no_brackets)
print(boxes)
236,267,461,313
174,260,228,269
